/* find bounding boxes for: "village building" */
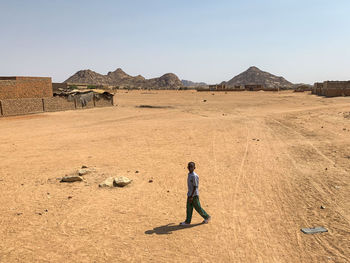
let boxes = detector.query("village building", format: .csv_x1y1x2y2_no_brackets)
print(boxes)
323,81,350,97
0,76,52,100
313,81,350,97
244,84,264,91
0,76,115,117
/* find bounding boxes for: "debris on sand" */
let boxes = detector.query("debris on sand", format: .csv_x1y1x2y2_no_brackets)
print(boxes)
135,170,139,173
78,168,91,176
301,227,328,234
203,100,207,102
81,165,88,169
99,176,132,188
149,179,153,183
343,112,350,119
137,105,172,109
60,176,83,183
114,176,132,187
320,205,326,209
99,177,115,187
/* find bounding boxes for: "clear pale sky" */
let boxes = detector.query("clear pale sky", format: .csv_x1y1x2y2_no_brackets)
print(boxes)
1,0,349,84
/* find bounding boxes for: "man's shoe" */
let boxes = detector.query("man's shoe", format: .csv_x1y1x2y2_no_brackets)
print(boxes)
203,216,211,224
180,221,190,226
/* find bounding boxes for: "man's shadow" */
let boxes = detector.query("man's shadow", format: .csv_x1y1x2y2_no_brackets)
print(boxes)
145,223,203,235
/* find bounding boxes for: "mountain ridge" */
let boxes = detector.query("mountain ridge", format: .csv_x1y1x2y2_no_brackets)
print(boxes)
181,80,208,87
64,68,183,89
226,66,293,88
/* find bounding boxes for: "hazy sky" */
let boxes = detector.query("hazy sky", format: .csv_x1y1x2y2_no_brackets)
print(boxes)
1,0,349,84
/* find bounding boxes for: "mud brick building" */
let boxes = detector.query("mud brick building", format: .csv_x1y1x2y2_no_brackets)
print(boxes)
323,81,350,97
0,76,115,117
245,84,264,91
313,81,350,97
0,76,52,100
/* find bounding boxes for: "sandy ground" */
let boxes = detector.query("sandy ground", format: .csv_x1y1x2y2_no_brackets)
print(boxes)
0,90,350,262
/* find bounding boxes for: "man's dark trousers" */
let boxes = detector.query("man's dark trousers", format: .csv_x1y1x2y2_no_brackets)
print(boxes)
186,196,209,223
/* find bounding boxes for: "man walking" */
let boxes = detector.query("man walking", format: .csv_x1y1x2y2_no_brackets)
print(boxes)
180,162,211,225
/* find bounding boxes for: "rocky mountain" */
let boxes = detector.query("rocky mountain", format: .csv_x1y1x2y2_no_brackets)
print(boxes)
226,66,293,88
64,68,183,89
181,80,208,87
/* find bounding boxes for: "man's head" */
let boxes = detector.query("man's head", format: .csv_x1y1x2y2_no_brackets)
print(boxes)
187,162,196,173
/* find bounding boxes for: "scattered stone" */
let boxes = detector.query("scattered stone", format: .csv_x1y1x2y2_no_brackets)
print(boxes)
321,126,324,128
21,184,24,186
137,105,173,109
44,209,48,212
320,205,326,209
16,212,23,216
343,128,347,131
60,176,83,183
257,139,260,142
68,196,73,199
325,168,328,171
114,176,132,187
301,226,328,234
135,170,139,173
81,165,88,169
78,168,90,176
149,179,153,183
99,177,115,187
36,212,42,216
167,190,170,193
252,138,256,141
203,100,207,102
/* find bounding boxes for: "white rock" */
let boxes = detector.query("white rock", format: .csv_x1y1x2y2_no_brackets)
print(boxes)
99,177,115,187
61,176,83,183
114,176,132,187
78,168,90,176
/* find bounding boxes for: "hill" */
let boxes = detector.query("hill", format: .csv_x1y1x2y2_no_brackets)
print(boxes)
226,66,293,88
64,68,183,89
181,80,208,87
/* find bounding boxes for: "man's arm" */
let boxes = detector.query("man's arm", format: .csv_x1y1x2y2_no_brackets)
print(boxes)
188,175,198,202
188,186,196,203
189,186,197,199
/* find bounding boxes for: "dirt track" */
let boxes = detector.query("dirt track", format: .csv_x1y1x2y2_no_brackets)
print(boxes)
0,90,349,262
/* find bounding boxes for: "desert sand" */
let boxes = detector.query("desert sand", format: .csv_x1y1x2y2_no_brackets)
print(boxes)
0,90,349,262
